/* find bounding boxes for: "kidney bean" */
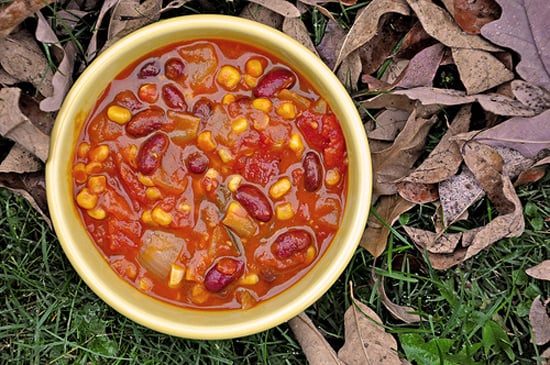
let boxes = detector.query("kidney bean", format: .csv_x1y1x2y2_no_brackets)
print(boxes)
162,84,187,111
114,90,143,111
138,61,161,78
253,68,296,98
235,184,273,222
272,229,312,259
192,98,213,122
204,257,244,292
187,151,209,174
126,108,166,137
164,58,185,80
303,151,322,192
137,133,169,175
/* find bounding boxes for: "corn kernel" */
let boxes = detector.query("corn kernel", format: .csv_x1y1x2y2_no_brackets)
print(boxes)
107,105,131,124
227,175,243,192
239,273,259,285
275,202,294,220
231,117,248,134
190,285,209,304
325,168,341,186
269,177,291,199
145,187,162,200
139,277,153,291
252,98,273,112
89,145,110,162
288,133,305,156
245,58,264,77
138,173,155,187
168,263,186,288
178,203,192,213
243,74,257,88
73,163,87,184
141,210,153,224
197,131,217,152
304,245,316,264
76,188,98,210
85,162,102,175
218,148,234,163
276,102,296,119
222,93,236,105
87,175,106,194
217,65,241,89
87,207,106,220
77,142,90,159
277,89,312,110
151,206,172,226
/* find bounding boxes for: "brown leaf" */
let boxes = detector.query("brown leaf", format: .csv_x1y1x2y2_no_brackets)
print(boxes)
451,48,514,95
404,105,471,184
337,50,362,90
404,226,461,254
338,284,402,364
368,109,409,141
316,20,346,69
526,261,550,281
376,276,423,323
511,80,550,114
249,0,301,17
85,0,119,60
334,0,410,69
360,195,415,257
361,93,416,112
239,2,284,29
439,167,485,226
475,93,540,117
0,143,42,173
0,88,50,162
372,109,438,197
0,171,50,226
406,0,500,52
282,16,319,56
0,0,56,38
452,0,500,34
394,21,435,59
394,87,476,106
396,181,439,204
514,166,547,186
288,312,344,365
529,296,550,346
394,43,446,89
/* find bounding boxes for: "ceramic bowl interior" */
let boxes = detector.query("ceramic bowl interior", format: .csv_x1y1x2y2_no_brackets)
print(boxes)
46,14,372,339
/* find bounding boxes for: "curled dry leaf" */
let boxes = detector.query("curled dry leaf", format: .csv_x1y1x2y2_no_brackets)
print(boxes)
452,0,500,34
439,167,485,226
338,283,403,364
529,296,550,346
0,143,42,173
239,2,284,29
334,0,410,69
396,181,439,204
0,88,50,162
360,195,415,257
361,93,416,112
249,0,301,17
451,47,514,95
85,0,119,60
404,226,461,254
0,0,56,38
526,260,550,281
481,0,550,91
282,17,319,56
475,93,540,117
511,80,550,114
288,312,344,365
337,50,362,90
405,0,500,52
368,109,409,141
375,274,423,323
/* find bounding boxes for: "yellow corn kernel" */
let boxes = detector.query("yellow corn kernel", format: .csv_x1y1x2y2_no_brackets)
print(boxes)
277,89,312,110
141,210,153,225
217,65,241,89
77,142,90,159
304,245,316,264
276,102,297,119
151,206,172,226
168,263,186,288
239,273,259,285
269,177,291,199
126,144,138,168
275,202,294,220
85,162,102,175
87,207,106,220
138,173,155,187
243,74,257,88
231,117,248,134
252,98,273,112
222,93,236,105
145,187,162,200
76,188,98,210
325,168,341,186
87,175,106,194
190,284,209,304
288,133,305,156
218,148,234,163
73,163,87,184
107,105,131,124
89,145,110,162
245,58,264,77
197,131,217,152
178,202,192,213
139,277,153,291
227,175,243,192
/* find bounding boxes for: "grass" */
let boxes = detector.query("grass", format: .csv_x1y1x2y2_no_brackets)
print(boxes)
1,0,549,363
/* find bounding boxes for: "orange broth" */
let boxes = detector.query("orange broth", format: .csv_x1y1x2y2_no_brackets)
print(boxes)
72,39,348,309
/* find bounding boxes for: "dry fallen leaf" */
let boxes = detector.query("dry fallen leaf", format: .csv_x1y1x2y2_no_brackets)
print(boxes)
249,0,301,17
396,181,439,204
404,226,462,254
529,296,550,346
511,80,550,114
393,43,446,89
239,2,284,29
439,167,485,226
0,0,56,38
282,16,319,56
0,171,50,226
526,260,550,281
288,312,344,365
0,143,42,173
368,109,409,141
376,275,423,323
451,0,500,34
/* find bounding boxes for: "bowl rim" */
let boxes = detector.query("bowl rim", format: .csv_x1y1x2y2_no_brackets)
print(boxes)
46,14,372,339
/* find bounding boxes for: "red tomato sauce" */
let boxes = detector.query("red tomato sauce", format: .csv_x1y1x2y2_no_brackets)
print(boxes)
72,39,348,309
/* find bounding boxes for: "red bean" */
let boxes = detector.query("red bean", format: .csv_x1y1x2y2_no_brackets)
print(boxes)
137,133,169,175
253,68,296,98
192,98,213,122
113,90,143,111
126,107,166,137
204,257,244,292
162,84,187,111
303,151,322,192
187,151,209,174
164,58,185,80
272,229,312,259
235,184,273,222
138,61,161,78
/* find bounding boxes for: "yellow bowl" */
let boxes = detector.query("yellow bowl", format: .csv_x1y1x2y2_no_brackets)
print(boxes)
46,14,372,339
